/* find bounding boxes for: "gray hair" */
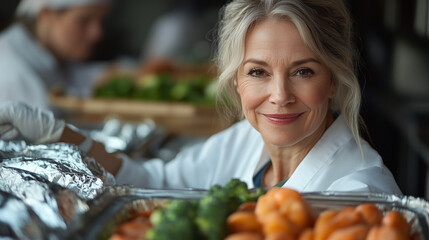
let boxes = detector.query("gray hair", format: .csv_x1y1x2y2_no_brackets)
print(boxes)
215,0,364,147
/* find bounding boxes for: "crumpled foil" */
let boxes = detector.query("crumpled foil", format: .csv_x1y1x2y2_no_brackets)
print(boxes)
88,118,157,154
0,189,46,240
0,141,115,199
0,140,27,152
0,140,115,238
0,167,88,230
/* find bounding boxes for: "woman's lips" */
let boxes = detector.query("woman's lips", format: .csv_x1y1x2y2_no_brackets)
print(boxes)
263,113,303,125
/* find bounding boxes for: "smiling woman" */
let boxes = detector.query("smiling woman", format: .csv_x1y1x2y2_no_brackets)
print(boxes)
0,0,402,194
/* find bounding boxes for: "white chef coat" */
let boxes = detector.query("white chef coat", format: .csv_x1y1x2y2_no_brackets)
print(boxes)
0,23,65,109
116,115,402,195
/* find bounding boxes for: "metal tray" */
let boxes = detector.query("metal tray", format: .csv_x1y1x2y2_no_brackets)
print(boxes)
68,187,429,240
68,187,205,239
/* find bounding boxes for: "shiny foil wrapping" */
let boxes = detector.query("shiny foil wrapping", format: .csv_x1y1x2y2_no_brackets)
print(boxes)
0,140,27,152
0,190,46,240
0,167,88,229
0,140,115,239
0,141,115,199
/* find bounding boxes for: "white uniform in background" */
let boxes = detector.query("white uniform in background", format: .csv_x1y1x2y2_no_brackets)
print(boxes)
0,24,64,109
0,0,112,109
116,115,402,194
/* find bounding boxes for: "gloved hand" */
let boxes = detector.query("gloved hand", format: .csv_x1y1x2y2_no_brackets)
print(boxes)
0,101,65,144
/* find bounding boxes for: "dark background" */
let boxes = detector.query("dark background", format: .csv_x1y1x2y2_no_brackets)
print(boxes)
2,0,429,198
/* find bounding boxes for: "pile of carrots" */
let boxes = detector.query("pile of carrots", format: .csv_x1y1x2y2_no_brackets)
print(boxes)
109,211,153,240
226,188,413,240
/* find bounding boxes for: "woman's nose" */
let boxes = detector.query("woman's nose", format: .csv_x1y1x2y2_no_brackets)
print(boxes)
268,77,295,106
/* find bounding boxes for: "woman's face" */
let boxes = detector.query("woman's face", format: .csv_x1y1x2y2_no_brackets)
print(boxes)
236,18,335,147
39,4,110,61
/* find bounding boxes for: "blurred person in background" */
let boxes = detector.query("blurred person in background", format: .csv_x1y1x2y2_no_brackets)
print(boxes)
0,0,111,109
142,0,221,64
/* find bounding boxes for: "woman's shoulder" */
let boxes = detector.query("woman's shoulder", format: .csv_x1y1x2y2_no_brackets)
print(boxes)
288,115,401,194
322,117,401,194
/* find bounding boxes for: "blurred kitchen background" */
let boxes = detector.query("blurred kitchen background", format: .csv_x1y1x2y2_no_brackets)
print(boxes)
1,0,429,199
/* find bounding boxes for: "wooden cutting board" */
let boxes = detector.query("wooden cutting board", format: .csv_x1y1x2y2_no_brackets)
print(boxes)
50,94,233,137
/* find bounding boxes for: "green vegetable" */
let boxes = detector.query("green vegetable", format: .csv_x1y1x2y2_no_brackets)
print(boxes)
135,74,174,100
95,76,135,98
195,192,240,240
170,81,192,101
146,179,265,240
95,73,217,104
147,200,199,240
196,179,265,240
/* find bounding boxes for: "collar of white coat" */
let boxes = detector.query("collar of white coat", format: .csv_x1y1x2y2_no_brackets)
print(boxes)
254,114,353,189
8,23,63,87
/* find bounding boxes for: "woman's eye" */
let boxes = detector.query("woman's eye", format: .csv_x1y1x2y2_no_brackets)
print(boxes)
296,68,314,77
248,68,268,78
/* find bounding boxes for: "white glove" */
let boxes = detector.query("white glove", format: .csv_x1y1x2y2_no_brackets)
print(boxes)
0,101,65,144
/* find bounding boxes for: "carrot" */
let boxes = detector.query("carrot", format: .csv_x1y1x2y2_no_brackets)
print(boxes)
262,212,297,238
366,226,409,240
326,224,369,240
279,198,314,233
236,202,257,212
227,211,262,234
265,231,295,240
224,232,264,240
381,211,410,238
314,207,364,240
298,228,315,240
355,204,382,226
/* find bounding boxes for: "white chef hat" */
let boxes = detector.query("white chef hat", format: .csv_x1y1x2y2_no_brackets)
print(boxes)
16,0,112,19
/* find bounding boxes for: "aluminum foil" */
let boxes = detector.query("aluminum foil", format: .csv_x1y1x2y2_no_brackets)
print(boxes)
88,118,158,154
0,167,89,230
0,140,27,152
0,140,115,238
0,189,46,240
0,141,115,199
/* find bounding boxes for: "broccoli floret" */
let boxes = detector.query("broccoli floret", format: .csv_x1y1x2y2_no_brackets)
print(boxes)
196,179,252,240
207,184,223,195
241,187,266,203
146,218,196,240
147,179,264,240
224,179,249,200
196,194,240,240
146,200,199,240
